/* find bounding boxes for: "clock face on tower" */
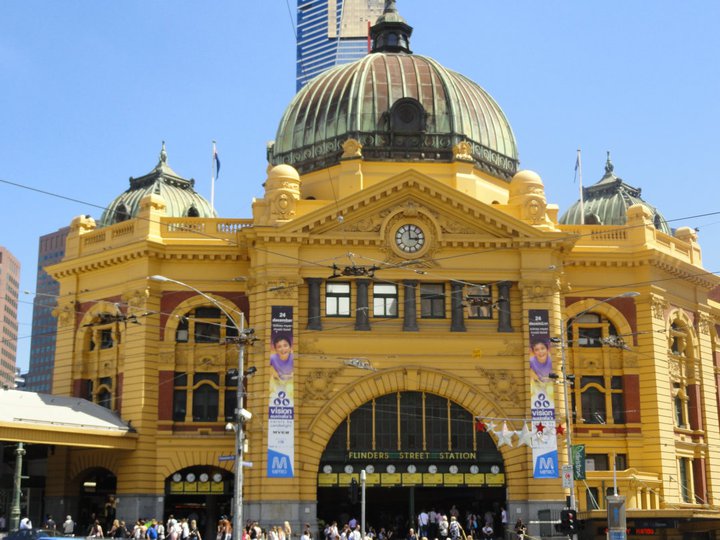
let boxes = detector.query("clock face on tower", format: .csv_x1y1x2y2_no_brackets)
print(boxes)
395,224,425,254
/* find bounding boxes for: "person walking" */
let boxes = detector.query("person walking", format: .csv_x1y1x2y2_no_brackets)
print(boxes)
63,516,76,537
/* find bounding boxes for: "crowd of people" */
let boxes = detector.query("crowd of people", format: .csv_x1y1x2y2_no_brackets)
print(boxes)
11,506,528,540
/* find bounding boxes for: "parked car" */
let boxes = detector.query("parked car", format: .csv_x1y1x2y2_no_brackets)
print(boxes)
6,530,62,540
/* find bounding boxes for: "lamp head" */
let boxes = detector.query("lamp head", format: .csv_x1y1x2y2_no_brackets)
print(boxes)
619,292,640,298
149,275,170,283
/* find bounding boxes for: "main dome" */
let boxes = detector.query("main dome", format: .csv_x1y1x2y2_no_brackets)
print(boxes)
269,52,518,179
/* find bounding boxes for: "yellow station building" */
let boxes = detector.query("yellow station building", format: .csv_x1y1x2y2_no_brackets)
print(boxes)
15,3,720,539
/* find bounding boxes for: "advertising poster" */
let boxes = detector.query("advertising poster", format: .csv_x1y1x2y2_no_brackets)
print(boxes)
528,309,558,478
267,306,294,477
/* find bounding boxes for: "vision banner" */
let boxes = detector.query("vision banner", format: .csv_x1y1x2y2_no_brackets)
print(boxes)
267,306,294,477
528,309,558,479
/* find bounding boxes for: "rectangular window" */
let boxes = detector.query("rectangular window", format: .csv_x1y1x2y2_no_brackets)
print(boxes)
466,285,492,319
400,392,422,450
373,284,398,317
224,390,237,422
100,329,113,349
420,283,445,318
679,457,691,503
326,282,351,316
586,487,600,510
173,390,187,422
586,453,609,470
195,321,220,343
375,394,398,450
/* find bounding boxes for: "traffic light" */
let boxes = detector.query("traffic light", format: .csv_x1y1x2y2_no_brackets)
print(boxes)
348,478,359,504
559,509,577,535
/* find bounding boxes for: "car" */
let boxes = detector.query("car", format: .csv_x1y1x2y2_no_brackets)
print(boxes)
6,529,62,540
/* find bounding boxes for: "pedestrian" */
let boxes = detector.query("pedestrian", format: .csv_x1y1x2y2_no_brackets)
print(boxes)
438,516,448,540
189,520,202,540
63,515,76,536
448,518,461,540
46,515,57,530
513,520,526,540
481,523,493,540
90,520,105,538
0,515,6,532
20,517,33,530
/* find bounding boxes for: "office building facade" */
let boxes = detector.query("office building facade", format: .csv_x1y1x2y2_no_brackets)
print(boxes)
24,227,70,393
0,246,21,388
296,0,385,90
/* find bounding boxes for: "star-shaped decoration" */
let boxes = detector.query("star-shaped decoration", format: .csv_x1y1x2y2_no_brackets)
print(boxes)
486,420,497,433
475,420,487,432
535,422,546,433
495,422,514,448
556,423,565,436
516,422,533,447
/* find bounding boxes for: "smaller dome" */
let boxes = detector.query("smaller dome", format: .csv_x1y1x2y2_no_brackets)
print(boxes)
510,170,544,197
268,164,300,182
99,143,216,227
559,153,670,234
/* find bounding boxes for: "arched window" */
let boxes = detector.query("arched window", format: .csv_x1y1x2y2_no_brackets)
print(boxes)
114,204,130,223
569,313,618,347
174,306,240,344
390,98,427,133
97,387,112,410
187,205,200,217
192,375,219,422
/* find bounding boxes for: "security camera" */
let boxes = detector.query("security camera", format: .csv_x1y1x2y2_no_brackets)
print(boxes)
225,422,235,432
238,408,252,421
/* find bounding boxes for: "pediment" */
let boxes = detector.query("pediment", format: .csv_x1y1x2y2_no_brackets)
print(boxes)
275,170,558,243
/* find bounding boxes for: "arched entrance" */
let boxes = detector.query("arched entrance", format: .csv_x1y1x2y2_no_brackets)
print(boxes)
317,391,506,537
165,466,232,540
77,468,117,536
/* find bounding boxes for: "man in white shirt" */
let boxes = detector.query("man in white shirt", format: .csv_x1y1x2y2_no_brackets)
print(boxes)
428,509,438,540
20,517,33,530
418,511,429,538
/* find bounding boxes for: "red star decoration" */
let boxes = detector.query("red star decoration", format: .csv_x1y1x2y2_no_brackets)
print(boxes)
556,424,565,435
475,420,487,432
535,422,546,433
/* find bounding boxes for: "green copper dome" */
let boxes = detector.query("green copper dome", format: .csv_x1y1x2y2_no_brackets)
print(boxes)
560,153,671,234
269,3,518,179
99,143,216,228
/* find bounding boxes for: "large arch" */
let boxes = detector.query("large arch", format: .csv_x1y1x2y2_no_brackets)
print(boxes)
564,299,634,341
161,294,245,342
305,366,525,496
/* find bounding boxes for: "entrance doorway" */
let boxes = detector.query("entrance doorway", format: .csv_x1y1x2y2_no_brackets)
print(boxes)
318,485,505,536
317,392,507,538
77,468,117,536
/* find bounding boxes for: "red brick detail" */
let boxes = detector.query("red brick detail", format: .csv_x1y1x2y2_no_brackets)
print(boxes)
573,426,641,435
72,378,85,399
688,384,703,431
158,370,175,421
623,374,641,423
693,458,708,504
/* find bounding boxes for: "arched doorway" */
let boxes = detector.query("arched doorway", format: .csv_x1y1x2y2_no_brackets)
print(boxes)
317,391,506,537
77,468,117,536
165,466,232,540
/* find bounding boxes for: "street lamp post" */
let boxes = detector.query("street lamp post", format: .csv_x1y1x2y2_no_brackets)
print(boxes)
150,276,252,538
9,442,26,531
556,291,639,514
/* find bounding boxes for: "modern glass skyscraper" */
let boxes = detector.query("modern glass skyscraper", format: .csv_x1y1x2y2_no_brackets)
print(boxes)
297,0,385,90
24,227,69,393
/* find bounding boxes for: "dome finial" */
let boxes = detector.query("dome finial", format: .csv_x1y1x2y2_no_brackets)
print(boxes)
605,150,614,174
371,0,413,54
160,141,168,164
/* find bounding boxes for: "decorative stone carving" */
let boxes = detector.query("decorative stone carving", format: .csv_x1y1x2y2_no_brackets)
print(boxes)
263,164,301,224
497,340,525,357
698,314,712,335
302,367,345,400
267,281,299,299
520,281,558,302
452,140,473,162
342,138,363,159
53,302,75,327
476,368,516,404
122,288,149,312
439,217,475,234
650,294,668,320
668,358,681,379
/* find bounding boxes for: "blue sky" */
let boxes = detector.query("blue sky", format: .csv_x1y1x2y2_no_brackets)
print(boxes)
1,1,719,371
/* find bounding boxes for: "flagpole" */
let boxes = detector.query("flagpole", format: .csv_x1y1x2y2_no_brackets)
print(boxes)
211,140,216,214
577,149,584,225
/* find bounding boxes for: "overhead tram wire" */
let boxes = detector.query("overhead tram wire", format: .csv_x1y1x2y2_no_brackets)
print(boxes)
2,175,720,280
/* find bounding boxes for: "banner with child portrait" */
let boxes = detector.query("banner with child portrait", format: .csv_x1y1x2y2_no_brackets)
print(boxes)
528,309,558,479
267,306,294,478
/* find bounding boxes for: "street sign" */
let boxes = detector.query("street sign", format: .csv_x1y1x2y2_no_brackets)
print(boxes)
562,464,572,488
218,455,236,462
242,461,254,468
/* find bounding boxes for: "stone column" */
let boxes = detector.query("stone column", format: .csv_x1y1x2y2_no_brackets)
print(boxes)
403,280,419,331
306,278,323,330
450,281,466,332
355,279,371,330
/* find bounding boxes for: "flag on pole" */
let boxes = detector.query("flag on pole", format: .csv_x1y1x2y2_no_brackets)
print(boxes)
213,146,221,181
573,153,580,183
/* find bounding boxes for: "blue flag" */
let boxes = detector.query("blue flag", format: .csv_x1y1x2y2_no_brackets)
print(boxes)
214,149,221,180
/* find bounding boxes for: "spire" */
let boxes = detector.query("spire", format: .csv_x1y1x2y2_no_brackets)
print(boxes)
605,151,614,175
159,141,168,165
370,0,413,54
